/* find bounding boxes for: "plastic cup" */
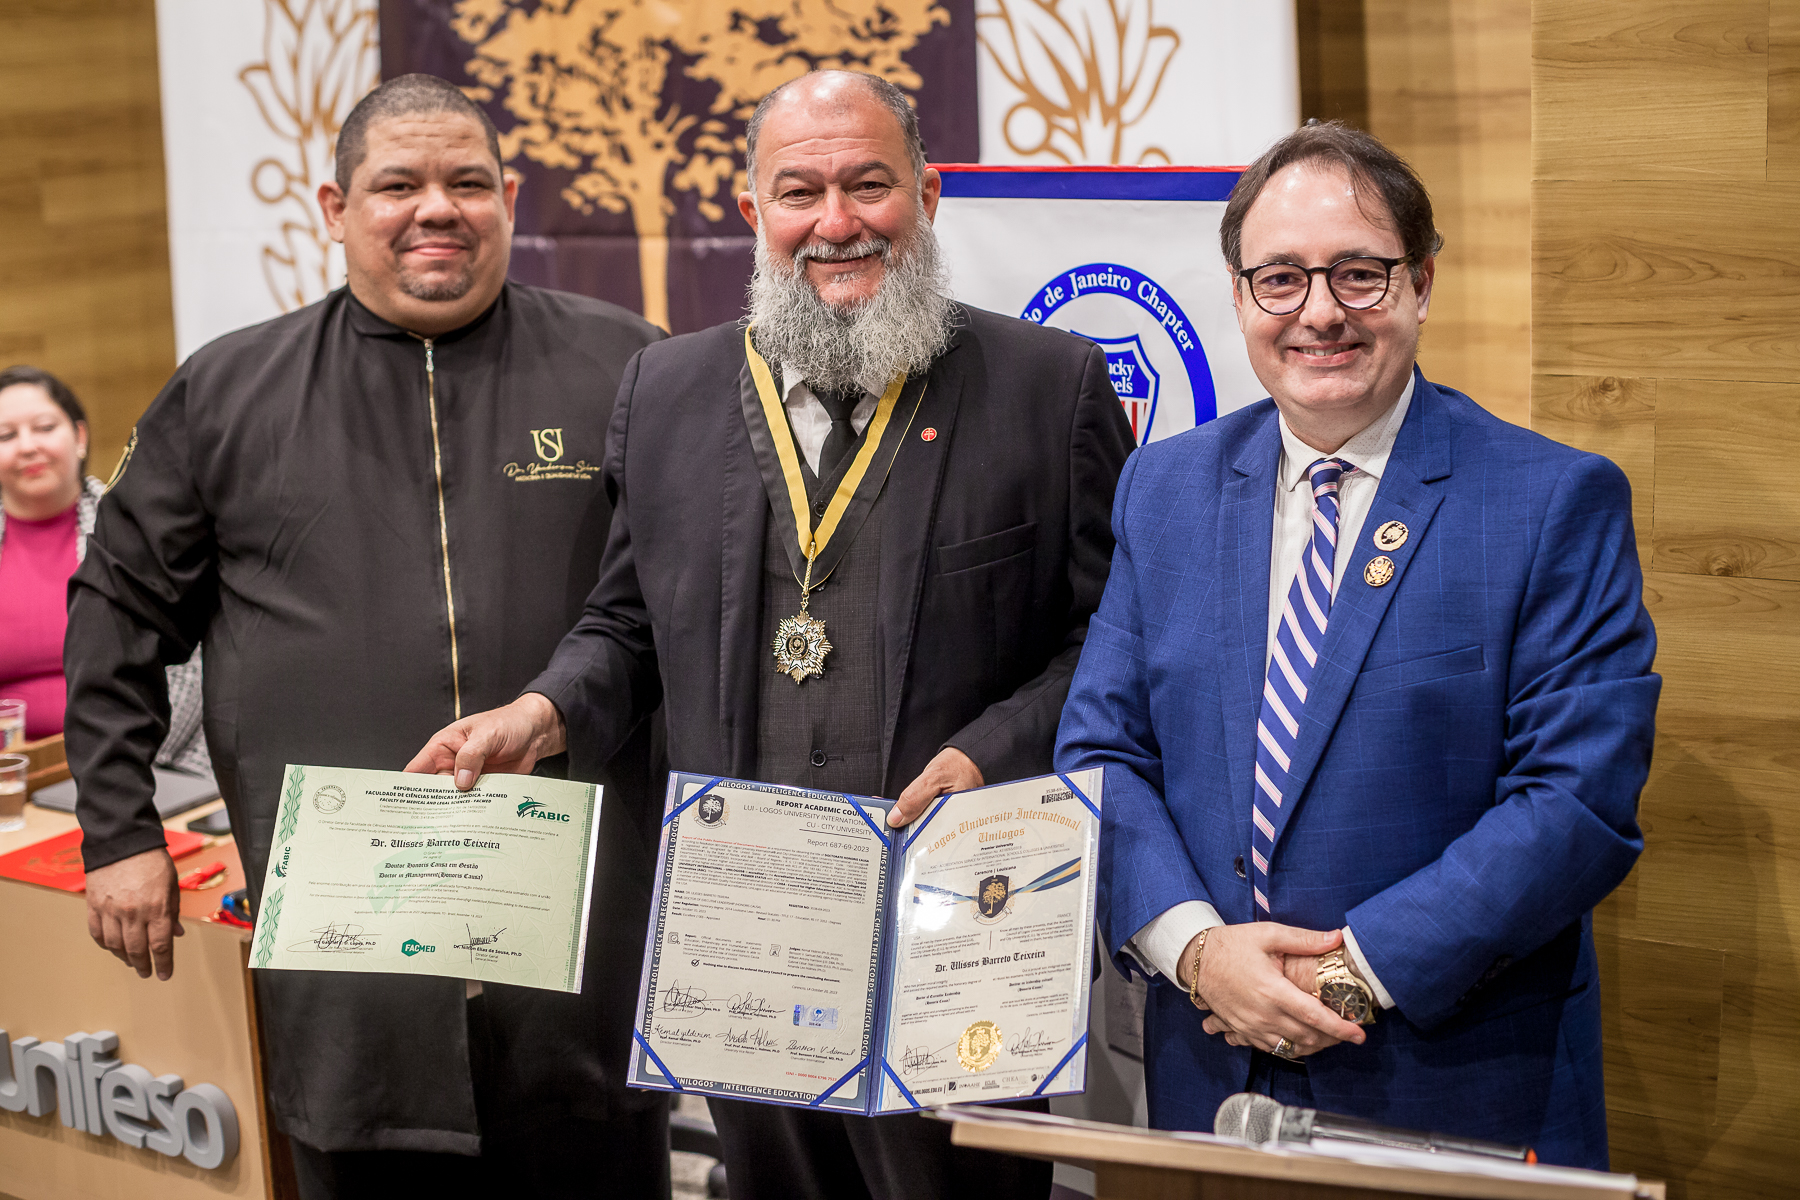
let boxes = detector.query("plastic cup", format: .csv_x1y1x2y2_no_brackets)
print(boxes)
0,754,27,834
0,699,23,750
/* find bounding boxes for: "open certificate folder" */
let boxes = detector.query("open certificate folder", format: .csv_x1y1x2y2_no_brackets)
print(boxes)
628,769,1102,1114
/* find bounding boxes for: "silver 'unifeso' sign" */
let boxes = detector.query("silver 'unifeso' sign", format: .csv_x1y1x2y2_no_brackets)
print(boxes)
0,1027,239,1169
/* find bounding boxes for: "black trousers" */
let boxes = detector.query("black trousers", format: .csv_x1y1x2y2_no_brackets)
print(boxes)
289,992,671,1200
709,1097,1052,1200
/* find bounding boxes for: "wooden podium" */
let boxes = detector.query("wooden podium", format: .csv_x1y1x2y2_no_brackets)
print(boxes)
934,1107,1665,1200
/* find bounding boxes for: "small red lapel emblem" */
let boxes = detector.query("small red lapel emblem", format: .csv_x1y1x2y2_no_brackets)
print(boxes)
921,427,938,441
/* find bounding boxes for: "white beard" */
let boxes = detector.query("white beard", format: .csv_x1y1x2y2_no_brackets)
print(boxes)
746,208,955,392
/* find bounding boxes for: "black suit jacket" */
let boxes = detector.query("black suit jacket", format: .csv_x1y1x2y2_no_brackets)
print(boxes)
532,304,1133,795
64,284,668,1151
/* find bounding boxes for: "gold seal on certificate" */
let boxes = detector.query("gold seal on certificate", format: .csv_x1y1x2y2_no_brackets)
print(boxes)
958,1021,1003,1072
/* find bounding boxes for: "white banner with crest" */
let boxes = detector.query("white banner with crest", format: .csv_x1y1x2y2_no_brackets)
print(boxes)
934,166,1262,450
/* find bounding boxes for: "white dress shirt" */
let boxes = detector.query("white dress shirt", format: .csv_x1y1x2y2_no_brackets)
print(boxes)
778,364,880,475
1126,376,1417,1010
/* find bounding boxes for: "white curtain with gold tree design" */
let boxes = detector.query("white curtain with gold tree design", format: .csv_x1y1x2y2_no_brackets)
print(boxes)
157,0,378,360
975,0,1296,166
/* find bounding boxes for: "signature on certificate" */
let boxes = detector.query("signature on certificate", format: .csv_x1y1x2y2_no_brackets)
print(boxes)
1008,1026,1063,1058
452,924,507,962
726,991,783,1019
900,1044,948,1075
661,982,720,1014
652,1024,713,1044
722,1026,780,1050
293,921,377,953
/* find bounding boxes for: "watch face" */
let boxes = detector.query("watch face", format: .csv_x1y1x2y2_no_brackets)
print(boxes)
1319,980,1371,1023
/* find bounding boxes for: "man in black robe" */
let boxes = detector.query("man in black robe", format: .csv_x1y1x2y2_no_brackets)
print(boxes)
66,75,668,1198
409,71,1134,1200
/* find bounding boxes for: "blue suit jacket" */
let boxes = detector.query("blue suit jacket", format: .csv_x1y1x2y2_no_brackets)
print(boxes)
1055,372,1658,1168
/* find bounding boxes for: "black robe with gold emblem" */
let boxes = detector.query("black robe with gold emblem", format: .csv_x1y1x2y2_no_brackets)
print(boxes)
65,283,665,1154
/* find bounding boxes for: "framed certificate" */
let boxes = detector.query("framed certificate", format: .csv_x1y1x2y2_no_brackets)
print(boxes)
628,769,1102,1113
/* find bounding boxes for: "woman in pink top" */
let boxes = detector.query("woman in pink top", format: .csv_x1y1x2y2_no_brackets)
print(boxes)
0,366,206,769
0,366,88,740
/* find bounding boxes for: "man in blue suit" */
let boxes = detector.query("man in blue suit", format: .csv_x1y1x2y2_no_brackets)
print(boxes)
1056,122,1658,1168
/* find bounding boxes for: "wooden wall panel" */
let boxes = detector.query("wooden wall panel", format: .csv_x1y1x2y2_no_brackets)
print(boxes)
1363,0,1533,427
0,0,175,480
1536,182,1800,383
1535,1,1769,180
1534,3,1800,1195
1295,0,1371,129
1530,373,1655,561
1771,4,1800,182
1653,380,1800,581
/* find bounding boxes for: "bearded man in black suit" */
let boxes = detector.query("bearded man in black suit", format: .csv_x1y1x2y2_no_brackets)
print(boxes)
410,69,1133,1200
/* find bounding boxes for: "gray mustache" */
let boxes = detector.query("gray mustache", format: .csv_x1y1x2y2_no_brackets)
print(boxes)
796,238,891,265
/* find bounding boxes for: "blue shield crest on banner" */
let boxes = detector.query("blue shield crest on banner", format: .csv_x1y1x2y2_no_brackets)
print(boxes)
1076,332,1161,446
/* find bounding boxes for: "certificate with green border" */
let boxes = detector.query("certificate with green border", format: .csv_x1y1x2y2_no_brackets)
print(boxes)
250,765,602,992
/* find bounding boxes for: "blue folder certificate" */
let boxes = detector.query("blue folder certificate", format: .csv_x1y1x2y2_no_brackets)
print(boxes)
628,769,1102,1113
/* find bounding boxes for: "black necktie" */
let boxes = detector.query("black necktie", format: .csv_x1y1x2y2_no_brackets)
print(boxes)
814,386,861,478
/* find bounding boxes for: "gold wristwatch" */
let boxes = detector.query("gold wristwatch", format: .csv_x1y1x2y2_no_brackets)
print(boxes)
1314,948,1377,1025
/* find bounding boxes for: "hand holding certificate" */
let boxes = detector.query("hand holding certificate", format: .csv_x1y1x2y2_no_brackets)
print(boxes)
629,769,1102,1113
250,765,601,992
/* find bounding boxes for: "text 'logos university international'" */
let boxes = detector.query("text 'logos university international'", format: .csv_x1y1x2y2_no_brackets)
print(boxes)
1024,262,1215,445
0,1026,238,1169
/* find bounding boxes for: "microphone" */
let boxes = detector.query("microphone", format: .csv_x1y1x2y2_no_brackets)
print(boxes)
1215,1093,1537,1164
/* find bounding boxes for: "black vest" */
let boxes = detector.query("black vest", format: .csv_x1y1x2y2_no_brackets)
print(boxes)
755,448,886,796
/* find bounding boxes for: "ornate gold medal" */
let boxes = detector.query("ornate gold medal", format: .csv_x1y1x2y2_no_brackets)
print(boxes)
774,543,833,682
742,331,920,686
774,612,832,682
958,1020,1002,1072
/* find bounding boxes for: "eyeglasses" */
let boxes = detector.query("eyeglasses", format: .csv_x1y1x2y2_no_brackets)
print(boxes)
1237,256,1409,316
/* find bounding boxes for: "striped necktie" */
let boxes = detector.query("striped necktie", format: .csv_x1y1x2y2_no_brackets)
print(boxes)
1252,457,1349,917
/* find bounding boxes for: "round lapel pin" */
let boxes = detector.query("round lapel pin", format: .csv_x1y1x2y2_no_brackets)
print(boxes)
1373,520,1408,551
920,427,938,441
1364,555,1396,587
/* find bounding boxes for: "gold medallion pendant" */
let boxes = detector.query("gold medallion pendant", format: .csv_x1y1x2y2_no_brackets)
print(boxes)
774,611,832,683
774,542,832,683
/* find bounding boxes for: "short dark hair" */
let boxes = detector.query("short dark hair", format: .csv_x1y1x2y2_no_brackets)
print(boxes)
0,364,87,467
0,364,86,427
335,73,504,191
1221,121,1442,285
745,71,927,189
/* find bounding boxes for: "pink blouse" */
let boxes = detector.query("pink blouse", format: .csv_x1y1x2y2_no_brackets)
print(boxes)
0,502,80,739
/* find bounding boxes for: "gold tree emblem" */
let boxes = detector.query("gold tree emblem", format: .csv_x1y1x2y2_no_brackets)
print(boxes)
241,0,380,312
451,0,947,331
978,0,1179,164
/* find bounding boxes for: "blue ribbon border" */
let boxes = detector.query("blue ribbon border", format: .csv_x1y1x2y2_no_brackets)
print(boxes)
1032,1033,1088,1096
662,776,726,826
633,1030,684,1091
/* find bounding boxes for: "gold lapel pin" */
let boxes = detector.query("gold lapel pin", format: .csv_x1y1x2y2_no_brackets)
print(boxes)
1373,520,1408,551
1365,556,1396,587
